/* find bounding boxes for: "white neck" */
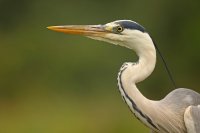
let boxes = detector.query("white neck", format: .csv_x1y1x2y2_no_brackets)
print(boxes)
117,32,158,130
122,32,156,83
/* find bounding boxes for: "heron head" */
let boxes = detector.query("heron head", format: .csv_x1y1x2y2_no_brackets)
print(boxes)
47,20,152,50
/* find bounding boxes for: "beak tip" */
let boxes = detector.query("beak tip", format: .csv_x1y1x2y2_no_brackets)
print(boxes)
47,26,53,30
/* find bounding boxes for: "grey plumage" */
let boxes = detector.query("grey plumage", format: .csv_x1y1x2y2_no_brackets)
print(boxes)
156,88,200,132
184,105,200,132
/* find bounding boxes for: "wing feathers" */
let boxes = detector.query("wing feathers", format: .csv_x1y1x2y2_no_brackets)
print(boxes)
184,105,200,133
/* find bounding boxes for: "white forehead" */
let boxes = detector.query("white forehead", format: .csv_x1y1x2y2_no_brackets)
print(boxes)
104,21,118,27
105,20,133,26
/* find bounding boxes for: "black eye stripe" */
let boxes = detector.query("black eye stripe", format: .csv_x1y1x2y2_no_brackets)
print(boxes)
115,21,145,32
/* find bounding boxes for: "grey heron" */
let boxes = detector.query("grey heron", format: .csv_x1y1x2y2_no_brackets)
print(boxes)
47,20,200,133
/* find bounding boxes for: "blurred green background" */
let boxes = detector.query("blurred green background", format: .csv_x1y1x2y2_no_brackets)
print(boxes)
0,0,200,132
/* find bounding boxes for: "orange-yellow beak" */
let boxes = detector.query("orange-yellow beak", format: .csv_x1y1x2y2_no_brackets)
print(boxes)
47,25,109,37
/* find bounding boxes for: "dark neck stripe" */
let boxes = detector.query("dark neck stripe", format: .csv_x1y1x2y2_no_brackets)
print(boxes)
118,67,158,130
157,124,169,133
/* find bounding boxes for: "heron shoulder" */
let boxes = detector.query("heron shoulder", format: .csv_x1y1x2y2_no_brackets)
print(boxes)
161,88,200,106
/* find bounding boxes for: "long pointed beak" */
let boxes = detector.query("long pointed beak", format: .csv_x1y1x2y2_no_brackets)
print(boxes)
47,25,109,37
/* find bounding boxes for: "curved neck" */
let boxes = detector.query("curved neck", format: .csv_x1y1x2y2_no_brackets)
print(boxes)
127,33,157,83
117,33,158,131
120,35,156,101
135,46,156,83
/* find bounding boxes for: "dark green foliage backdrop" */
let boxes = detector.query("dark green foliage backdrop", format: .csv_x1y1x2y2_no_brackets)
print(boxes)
0,0,200,132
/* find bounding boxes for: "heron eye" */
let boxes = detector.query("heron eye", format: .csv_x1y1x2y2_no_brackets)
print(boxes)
116,26,123,32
